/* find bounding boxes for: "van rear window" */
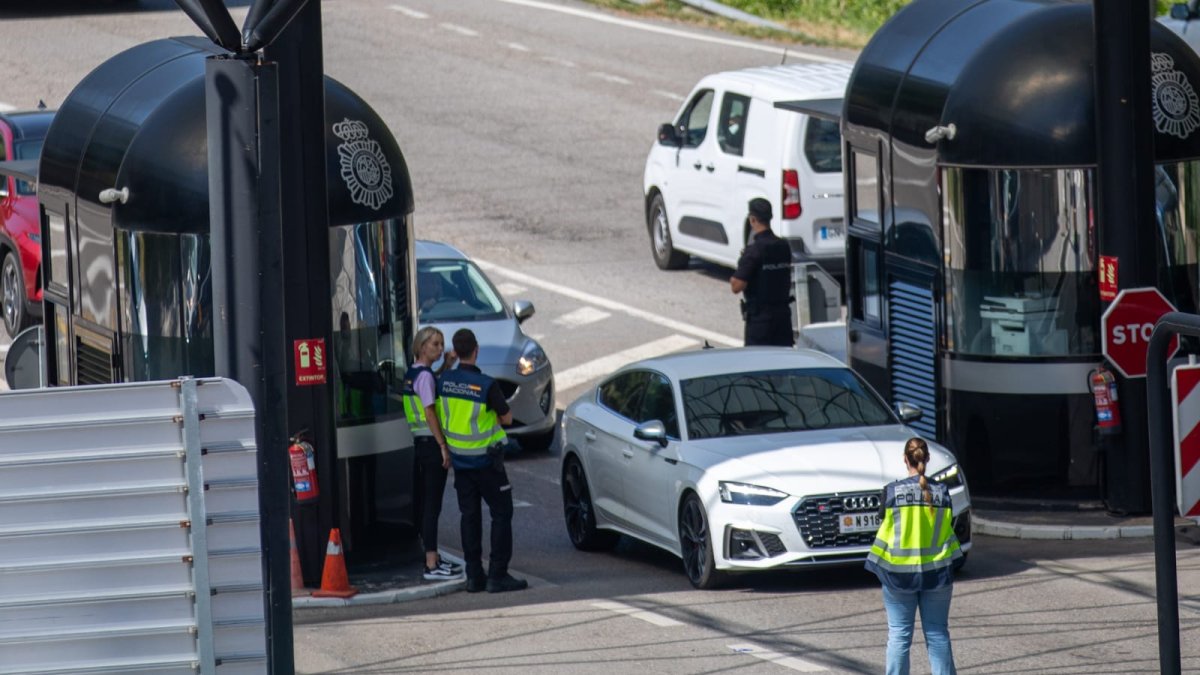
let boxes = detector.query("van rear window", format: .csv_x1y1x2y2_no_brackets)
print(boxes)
804,118,841,173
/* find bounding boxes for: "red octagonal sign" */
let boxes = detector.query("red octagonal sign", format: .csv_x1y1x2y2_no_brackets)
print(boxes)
1102,287,1179,378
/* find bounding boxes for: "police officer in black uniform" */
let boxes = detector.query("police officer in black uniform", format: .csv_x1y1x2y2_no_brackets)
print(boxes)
731,197,794,347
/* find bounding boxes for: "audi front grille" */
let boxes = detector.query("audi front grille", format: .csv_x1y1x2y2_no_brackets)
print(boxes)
793,492,881,549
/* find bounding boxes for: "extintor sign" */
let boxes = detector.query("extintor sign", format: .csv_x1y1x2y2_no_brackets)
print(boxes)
294,338,327,386
1099,255,1118,302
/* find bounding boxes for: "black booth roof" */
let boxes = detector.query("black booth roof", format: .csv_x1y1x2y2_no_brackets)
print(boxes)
846,0,1200,166
38,36,413,234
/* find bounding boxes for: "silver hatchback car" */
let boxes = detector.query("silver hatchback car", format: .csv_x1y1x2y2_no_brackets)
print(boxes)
416,240,556,451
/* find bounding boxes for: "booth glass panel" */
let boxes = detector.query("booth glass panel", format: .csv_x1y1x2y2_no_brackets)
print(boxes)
943,167,1098,357
330,218,410,430
46,206,68,292
1155,161,1200,314
853,151,879,224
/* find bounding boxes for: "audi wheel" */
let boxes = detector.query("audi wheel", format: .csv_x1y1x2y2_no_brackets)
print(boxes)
679,492,725,589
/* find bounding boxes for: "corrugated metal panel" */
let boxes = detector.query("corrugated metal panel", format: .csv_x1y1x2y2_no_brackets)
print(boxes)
0,378,266,675
888,279,937,439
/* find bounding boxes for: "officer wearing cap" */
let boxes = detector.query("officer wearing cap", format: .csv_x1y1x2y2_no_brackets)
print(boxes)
731,197,794,347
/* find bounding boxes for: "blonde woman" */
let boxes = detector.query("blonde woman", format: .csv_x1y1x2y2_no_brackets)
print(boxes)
865,438,963,675
401,326,462,580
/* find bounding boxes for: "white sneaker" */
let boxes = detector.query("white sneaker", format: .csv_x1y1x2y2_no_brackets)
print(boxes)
424,564,464,581
437,558,463,574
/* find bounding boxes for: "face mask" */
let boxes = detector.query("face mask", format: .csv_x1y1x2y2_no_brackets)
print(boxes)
727,123,740,136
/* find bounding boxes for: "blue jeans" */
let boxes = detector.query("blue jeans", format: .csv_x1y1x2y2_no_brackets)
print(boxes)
881,584,956,675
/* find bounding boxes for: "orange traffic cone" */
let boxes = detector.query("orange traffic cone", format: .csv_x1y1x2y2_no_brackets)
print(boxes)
312,528,357,598
290,520,309,597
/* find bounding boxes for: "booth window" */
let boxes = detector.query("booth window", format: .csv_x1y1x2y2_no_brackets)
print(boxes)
804,118,842,173
852,150,880,224
46,206,69,293
850,239,882,326
943,167,1098,357
330,217,411,427
1155,161,1200,315
676,89,714,148
717,92,749,156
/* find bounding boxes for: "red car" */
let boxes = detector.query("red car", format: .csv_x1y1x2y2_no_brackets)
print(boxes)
0,109,53,336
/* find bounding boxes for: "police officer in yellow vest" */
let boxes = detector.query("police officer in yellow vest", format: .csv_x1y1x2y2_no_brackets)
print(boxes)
865,438,962,675
438,328,528,593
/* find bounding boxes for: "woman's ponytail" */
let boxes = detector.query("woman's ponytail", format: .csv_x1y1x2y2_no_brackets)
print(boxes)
904,438,933,507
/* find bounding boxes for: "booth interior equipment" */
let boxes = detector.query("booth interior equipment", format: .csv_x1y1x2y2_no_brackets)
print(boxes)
33,36,421,577
839,0,1200,497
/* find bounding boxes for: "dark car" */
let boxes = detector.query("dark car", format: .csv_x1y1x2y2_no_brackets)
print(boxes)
0,109,53,336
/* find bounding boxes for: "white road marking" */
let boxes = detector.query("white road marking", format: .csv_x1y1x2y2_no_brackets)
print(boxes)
593,600,683,627
474,259,741,347
440,22,480,37
503,41,531,52
495,281,528,296
540,55,576,68
525,332,545,341
554,334,698,391
589,71,632,85
492,0,849,64
512,499,533,508
653,90,684,102
388,4,428,19
728,643,827,672
0,102,16,112
553,306,611,328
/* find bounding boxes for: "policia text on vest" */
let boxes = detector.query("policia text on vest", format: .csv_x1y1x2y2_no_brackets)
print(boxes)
731,198,794,347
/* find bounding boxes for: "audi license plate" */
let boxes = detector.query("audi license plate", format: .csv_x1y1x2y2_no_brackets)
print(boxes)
838,512,881,534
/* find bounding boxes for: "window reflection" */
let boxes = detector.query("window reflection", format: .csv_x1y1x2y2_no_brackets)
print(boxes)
943,168,1097,357
1156,161,1200,314
330,218,411,427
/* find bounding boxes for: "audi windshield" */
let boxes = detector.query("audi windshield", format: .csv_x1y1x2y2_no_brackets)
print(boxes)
681,368,896,439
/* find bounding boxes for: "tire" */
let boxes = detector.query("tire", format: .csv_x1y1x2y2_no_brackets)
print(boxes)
648,194,688,270
679,492,726,589
562,456,618,551
1,251,28,337
519,427,556,453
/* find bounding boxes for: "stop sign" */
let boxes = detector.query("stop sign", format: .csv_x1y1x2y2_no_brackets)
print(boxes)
1102,287,1179,378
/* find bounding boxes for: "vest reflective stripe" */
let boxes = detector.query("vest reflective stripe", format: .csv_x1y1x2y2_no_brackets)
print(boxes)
437,370,507,456
867,481,962,575
401,366,433,437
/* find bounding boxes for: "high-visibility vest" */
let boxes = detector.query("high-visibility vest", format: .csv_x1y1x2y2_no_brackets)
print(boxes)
865,476,962,591
401,364,435,437
437,367,507,469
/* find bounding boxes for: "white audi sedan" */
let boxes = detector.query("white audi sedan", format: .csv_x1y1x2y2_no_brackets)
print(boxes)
560,347,972,588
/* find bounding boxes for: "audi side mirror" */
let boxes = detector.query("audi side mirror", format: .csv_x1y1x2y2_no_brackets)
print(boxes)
634,419,669,447
657,123,681,146
894,401,923,424
1172,3,1193,20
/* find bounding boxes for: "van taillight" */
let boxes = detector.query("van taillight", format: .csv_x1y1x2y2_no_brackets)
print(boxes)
782,169,801,219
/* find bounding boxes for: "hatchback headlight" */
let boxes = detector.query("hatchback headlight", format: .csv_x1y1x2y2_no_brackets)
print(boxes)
718,481,788,506
931,464,963,489
517,340,548,376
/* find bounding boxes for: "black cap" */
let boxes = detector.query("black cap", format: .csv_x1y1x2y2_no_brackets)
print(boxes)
748,197,772,223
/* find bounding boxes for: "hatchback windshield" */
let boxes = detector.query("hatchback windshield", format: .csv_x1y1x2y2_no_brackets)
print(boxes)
681,367,894,439
416,259,506,322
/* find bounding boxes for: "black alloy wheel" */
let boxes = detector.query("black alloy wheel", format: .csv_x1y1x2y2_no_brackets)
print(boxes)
1,252,27,337
562,456,618,551
679,493,725,589
648,194,688,270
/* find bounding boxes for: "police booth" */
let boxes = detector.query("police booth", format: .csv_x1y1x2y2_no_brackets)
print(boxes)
32,36,419,577
841,0,1200,495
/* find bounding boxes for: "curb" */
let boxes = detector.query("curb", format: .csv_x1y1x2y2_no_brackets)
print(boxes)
293,550,467,609
974,515,1154,540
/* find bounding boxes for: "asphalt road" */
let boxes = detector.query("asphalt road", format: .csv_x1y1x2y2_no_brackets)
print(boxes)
5,1,1200,673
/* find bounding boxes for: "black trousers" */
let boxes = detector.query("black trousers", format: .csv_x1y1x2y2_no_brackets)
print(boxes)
453,461,514,581
413,436,448,555
744,309,794,347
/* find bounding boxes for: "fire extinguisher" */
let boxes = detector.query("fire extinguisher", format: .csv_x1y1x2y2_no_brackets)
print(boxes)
288,431,320,503
1089,365,1122,435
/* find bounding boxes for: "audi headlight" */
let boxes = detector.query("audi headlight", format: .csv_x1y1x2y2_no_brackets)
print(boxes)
517,340,548,376
718,481,788,506
931,464,963,489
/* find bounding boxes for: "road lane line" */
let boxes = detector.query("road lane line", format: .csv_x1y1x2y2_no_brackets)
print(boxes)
0,103,16,112
553,306,610,328
495,281,528,296
473,259,741,347
554,335,698,391
503,41,531,52
492,0,849,64
440,22,480,37
593,600,683,627
540,55,576,68
654,90,684,102
728,643,827,672
589,71,632,85
387,4,428,19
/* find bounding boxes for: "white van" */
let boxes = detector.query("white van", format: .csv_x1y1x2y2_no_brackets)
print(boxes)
643,62,852,277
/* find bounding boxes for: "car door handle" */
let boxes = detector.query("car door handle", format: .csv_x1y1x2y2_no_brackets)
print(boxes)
737,165,765,177
693,161,702,170
584,431,597,441
705,164,715,172
622,448,635,458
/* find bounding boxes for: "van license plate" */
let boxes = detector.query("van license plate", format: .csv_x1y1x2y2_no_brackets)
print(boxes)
838,512,881,534
819,224,844,240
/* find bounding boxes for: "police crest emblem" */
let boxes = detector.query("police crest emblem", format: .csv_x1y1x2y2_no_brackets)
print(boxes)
1151,52,1200,140
333,118,393,210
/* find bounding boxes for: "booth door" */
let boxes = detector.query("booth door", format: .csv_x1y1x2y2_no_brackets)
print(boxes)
886,265,938,440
